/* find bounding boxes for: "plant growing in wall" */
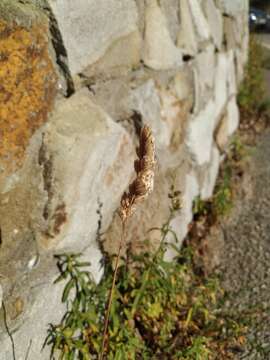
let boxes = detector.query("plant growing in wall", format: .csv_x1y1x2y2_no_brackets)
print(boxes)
44,127,248,359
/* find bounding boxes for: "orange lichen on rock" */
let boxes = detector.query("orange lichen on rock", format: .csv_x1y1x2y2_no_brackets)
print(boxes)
0,20,57,175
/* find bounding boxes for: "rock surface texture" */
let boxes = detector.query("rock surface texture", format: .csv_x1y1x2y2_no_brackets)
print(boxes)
0,0,248,358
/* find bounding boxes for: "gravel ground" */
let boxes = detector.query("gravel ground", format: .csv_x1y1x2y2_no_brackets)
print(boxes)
213,131,270,359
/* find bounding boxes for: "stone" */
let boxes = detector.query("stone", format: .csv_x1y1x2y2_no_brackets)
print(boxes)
159,0,180,44
188,0,210,41
203,0,223,50
177,0,198,55
0,264,65,360
200,146,220,199
186,100,217,166
128,80,167,149
165,171,200,260
127,80,186,156
39,89,134,252
224,17,237,51
159,87,188,156
216,97,239,150
227,50,237,97
0,9,57,187
214,52,228,119
173,66,194,102
103,168,173,259
142,0,183,70
82,30,142,78
0,284,2,309
86,77,132,121
0,90,135,358
194,44,216,110
217,0,249,17
47,0,139,75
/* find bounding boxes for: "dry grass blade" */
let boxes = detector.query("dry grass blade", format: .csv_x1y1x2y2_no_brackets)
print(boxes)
100,125,156,360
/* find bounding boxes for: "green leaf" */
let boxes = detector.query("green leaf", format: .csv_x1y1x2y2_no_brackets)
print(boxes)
62,278,76,303
54,272,68,284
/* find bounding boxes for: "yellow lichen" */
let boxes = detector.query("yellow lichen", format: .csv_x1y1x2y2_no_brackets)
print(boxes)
0,20,57,174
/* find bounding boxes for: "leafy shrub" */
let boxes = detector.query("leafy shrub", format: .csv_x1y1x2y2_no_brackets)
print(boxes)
45,223,246,360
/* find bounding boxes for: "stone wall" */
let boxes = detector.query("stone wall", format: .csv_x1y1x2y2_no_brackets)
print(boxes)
0,0,248,358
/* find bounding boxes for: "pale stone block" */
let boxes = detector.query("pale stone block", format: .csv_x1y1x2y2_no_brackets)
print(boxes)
173,67,194,102
227,50,237,97
83,30,142,78
48,0,139,75
214,52,228,119
165,171,200,260
189,0,210,41
200,145,220,199
227,97,240,137
1,273,65,360
217,0,249,17
177,0,198,55
186,100,217,165
216,97,239,150
143,0,183,70
203,0,223,50
128,80,169,149
160,0,180,43
196,44,216,91
41,89,134,253
193,44,216,113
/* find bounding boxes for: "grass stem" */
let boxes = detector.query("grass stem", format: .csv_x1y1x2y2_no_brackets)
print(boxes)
100,219,126,360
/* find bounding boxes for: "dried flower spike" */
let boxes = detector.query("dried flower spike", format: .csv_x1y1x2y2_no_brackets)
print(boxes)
119,125,156,222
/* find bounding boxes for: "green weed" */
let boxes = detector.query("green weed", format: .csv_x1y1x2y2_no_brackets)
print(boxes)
45,191,247,360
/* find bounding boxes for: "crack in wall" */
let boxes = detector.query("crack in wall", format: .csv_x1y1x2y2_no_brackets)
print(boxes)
42,1,75,97
38,135,54,222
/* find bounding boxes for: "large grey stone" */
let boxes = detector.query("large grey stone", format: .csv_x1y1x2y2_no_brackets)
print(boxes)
214,52,229,119
0,89,135,359
159,0,180,44
216,96,239,150
165,171,200,260
128,80,170,150
224,17,239,51
203,0,223,50
217,0,249,17
82,30,142,78
194,44,216,111
200,145,220,199
127,79,186,158
47,0,139,75
40,89,134,252
189,0,210,41
0,240,106,360
186,100,217,166
143,0,183,70
173,66,194,102
1,266,65,360
227,50,237,97
177,0,198,55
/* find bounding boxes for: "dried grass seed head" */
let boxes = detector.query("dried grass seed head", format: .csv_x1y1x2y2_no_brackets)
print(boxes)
119,125,156,222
